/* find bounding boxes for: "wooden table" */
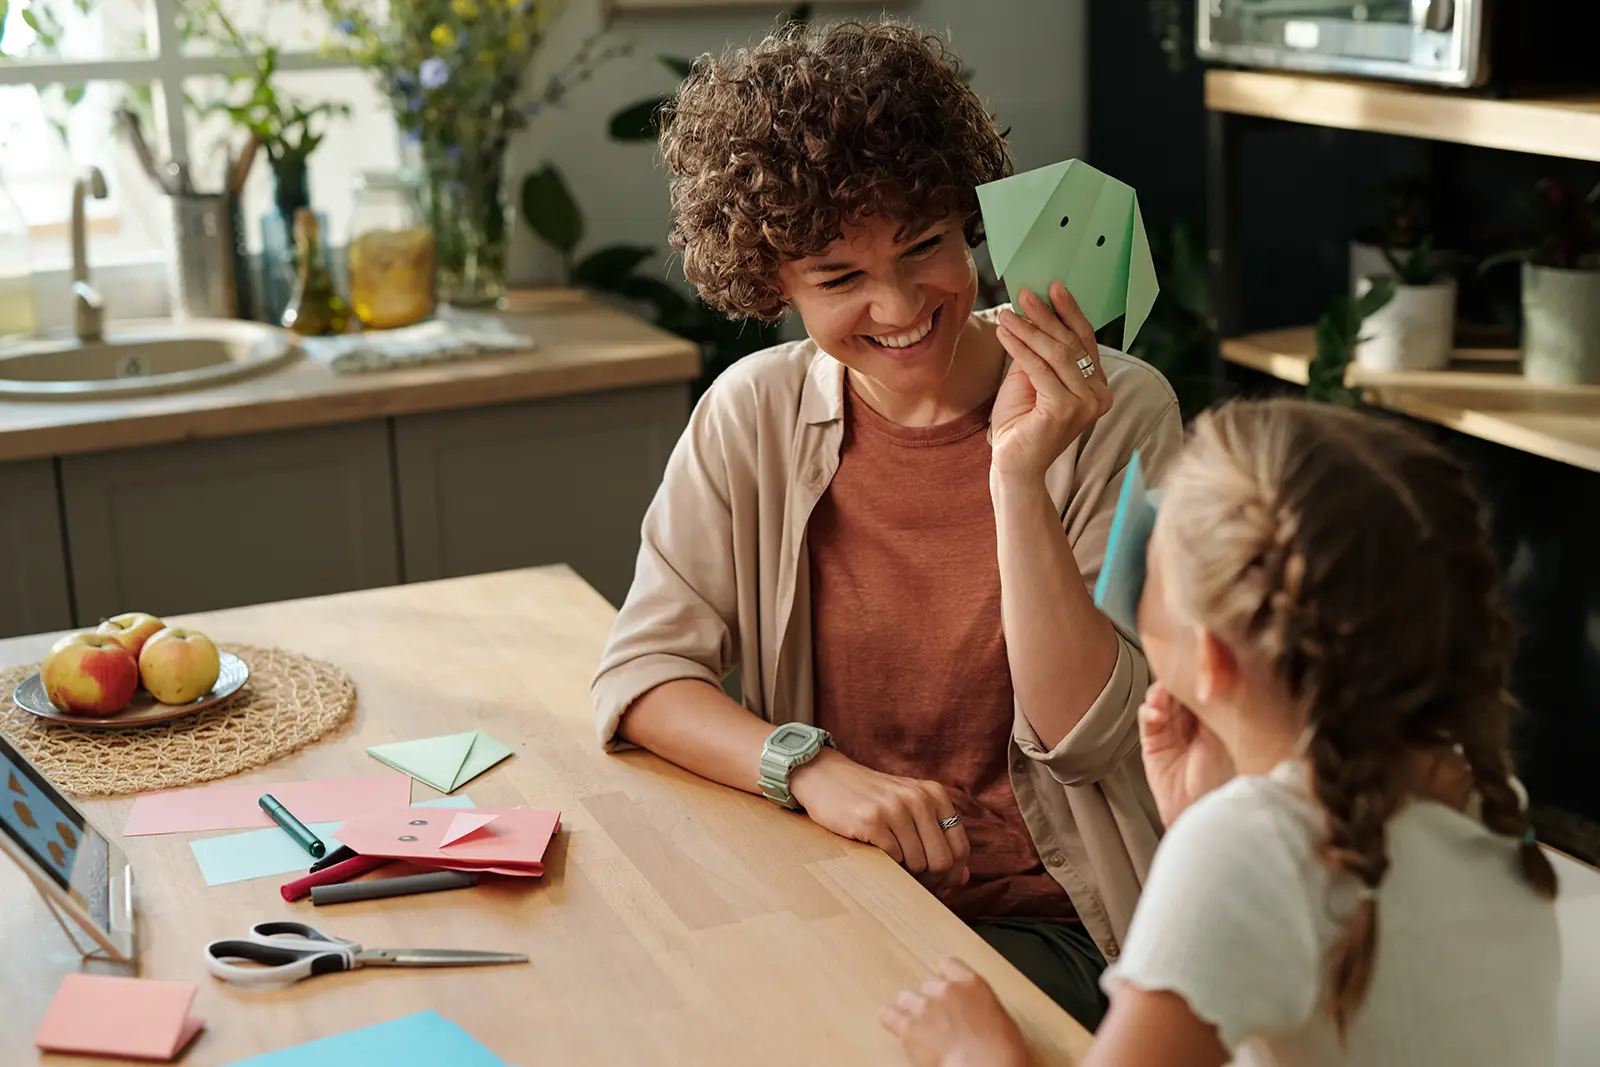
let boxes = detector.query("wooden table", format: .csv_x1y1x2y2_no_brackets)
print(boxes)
0,568,1090,1066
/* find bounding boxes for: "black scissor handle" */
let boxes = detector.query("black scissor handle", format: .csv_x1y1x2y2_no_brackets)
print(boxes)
206,939,351,975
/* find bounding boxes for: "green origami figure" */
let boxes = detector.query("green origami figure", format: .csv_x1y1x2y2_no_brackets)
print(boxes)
977,158,1158,347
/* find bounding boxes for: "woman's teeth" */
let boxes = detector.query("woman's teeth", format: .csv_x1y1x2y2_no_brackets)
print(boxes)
870,312,935,349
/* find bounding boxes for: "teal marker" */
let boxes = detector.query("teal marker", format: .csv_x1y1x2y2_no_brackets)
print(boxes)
259,793,326,859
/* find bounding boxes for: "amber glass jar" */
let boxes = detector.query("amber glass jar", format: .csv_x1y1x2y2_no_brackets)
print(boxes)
347,170,435,330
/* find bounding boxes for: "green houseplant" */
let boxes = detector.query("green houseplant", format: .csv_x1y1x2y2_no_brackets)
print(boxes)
1481,178,1600,385
1306,280,1397,407
1352,236,1457,374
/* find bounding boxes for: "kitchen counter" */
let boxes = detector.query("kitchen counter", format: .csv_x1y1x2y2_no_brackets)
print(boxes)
0,567,1091,1066
0,292,700,463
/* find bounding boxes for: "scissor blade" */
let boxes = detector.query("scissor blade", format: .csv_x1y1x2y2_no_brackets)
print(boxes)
358,948,528,967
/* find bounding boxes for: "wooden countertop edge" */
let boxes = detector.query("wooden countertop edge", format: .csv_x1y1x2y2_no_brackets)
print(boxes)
0,345,699,463
1203,69,1600,164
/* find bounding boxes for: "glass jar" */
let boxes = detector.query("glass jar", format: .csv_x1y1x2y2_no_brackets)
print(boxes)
0,173,37,342
347,170,436,331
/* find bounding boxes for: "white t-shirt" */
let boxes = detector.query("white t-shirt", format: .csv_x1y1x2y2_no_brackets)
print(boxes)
1102,762,1561,1067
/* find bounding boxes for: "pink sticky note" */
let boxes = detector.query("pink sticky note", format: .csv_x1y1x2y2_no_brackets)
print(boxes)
440,811,499,847
35,974,204,1061
122,774,413,837
336,806,560,874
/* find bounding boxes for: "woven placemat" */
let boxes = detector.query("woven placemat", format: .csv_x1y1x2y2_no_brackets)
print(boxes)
0,644,355,797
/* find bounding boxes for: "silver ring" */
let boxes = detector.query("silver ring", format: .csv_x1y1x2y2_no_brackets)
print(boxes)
1076,354,1096,378
938,814,963,831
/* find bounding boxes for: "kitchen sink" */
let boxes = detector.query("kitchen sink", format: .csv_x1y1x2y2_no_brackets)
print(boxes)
0,319,299,399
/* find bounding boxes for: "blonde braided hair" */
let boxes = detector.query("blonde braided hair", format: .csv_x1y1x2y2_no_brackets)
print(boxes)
1158,399,1556,1034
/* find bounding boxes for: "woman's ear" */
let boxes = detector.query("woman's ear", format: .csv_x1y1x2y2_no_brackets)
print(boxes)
1194,629,1240,706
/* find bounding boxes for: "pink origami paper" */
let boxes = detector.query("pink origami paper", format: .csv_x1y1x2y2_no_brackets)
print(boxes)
35,975,204,1061
123,774,413,836
440,811,498,847
334,806,559,876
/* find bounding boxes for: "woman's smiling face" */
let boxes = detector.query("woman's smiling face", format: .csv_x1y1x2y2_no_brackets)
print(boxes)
777,216,980,402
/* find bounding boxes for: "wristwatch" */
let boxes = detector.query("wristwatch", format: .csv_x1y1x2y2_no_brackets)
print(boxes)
757,722,835,810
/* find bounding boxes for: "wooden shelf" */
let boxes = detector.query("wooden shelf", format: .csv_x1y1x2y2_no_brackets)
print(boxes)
1222,328,1600,473
1205,70,1600,163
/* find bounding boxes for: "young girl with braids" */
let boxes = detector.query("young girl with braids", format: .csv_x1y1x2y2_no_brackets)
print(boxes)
883,398,1561,1067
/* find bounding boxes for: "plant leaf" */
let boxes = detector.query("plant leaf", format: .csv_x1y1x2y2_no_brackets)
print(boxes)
573,244,654,287
608,94,673,141
520,164,584,257
658,55,695,79
1351,277,1396,323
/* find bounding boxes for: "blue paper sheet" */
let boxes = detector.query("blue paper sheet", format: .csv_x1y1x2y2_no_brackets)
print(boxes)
1092,451,1160,634
226,1010,508,1067
190,796,475,887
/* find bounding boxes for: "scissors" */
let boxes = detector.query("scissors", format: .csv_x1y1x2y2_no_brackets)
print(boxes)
203,922,528,988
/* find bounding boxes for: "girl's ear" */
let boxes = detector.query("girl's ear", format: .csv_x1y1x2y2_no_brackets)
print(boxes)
1194,629,1240,706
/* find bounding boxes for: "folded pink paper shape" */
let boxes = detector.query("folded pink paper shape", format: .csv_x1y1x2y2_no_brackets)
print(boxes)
123,774,413,836
334,806,559,874
35,974,204,1061
440,811,499,847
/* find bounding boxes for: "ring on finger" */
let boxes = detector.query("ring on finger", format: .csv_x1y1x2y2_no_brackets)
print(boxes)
1076,353,1096,379
938,814,963,831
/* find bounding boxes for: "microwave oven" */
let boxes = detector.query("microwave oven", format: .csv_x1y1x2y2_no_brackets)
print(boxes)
1197,0,1600,92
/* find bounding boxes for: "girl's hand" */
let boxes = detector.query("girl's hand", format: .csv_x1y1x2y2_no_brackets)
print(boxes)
1138,683,1236,827
990,283,1112,484
881,959,1033,1067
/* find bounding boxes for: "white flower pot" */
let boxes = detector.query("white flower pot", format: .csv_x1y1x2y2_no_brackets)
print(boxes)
1522,262,1600,386
1354,276,1457,373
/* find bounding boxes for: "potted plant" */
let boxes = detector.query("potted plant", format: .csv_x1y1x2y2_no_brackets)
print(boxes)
1306,280,1396,407
1349,177,1433,296
1353,237,1457,373
1482,178,1600,385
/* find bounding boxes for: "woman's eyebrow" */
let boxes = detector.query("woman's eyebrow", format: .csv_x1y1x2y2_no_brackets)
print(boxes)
802,260,856,275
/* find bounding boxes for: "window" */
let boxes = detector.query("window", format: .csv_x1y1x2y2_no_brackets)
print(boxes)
0,0,396,286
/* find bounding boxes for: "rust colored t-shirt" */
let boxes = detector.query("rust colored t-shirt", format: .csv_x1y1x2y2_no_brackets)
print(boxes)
808,382,1077,923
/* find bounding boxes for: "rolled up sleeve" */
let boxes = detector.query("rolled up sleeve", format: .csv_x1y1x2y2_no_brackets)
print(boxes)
591,386,742,750
1013,627,1151,786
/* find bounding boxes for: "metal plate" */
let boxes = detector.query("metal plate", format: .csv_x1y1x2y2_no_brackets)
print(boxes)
13,652,250,729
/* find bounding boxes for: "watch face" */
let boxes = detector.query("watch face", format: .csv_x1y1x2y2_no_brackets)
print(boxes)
768,724,813,755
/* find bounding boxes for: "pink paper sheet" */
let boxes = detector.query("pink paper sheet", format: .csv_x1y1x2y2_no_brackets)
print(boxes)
35,974,204,1061
335,806,559,874
122,774,413,837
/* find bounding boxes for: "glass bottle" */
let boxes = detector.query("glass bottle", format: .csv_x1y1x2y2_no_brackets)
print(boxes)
347,170,435,330
281,209,350,337
0,173,37,342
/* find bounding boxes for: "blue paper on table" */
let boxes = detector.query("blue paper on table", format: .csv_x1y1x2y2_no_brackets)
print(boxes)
1092,451,1160,634
190,796,475,887
225,1010,508,1067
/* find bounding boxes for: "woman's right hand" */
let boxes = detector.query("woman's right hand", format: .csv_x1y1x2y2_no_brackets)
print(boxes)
790,749,972,891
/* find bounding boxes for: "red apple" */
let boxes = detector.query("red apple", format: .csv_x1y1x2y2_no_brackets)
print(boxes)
41,632,139,715
138,628,220,705
96,612,165,659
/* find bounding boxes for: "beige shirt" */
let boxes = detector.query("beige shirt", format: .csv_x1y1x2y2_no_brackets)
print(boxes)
592,307,1185,959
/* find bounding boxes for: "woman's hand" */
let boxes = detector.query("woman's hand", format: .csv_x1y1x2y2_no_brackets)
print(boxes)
790,749,971,891
1138,683,1236,827
990,283,1112,484
881,959,1033,1067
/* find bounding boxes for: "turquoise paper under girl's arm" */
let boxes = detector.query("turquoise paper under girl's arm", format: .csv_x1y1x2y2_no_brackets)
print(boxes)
1093,451,1160,634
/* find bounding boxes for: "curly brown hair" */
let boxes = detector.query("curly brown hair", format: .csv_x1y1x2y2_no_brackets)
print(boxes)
660,19,1012,322
1159,399,1557,1035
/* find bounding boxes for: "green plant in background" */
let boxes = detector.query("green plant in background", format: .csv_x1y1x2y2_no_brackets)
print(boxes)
1480,178,1600,273
1305,280,1396,407
1380,235,1453,285
1126,219,1213,419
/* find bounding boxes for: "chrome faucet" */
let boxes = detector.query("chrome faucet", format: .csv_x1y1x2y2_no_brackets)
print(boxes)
71,166,108,344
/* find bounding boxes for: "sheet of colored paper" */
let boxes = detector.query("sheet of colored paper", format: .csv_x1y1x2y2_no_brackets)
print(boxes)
226,1010,508,1067
34,974,203,1061
335,806,559,874
124,774,413,837
190,797,475,887
366,730,513,793
976,157,1159,347
1092,451,1160,634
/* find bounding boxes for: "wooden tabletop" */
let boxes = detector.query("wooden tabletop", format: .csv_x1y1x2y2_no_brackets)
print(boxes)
1204,69,1600,163
0,568,1090,1066
1222,328,1600,474
0,292,700,464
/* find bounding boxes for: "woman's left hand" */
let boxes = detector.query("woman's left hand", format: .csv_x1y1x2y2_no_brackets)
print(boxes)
990,282,1112,483
881,959,1033,1067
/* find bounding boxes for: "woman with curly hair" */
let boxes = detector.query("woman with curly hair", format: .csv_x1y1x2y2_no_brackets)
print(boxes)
883,400,1561,1067
592,19,1182,1028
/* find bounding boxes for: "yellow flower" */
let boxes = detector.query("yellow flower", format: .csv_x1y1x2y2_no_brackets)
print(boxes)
451,0,478,19
506,29,526,51
431,24,455,48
